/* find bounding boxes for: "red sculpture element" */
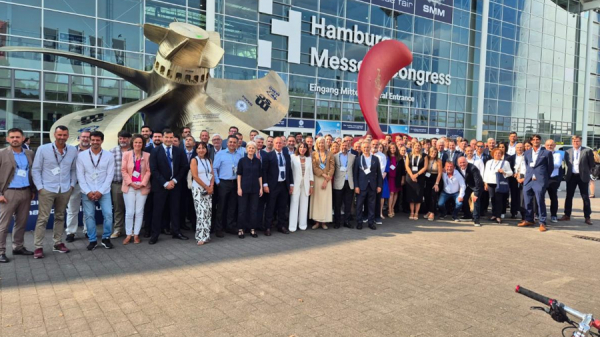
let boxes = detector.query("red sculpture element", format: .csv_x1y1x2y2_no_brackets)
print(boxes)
357,40,413,140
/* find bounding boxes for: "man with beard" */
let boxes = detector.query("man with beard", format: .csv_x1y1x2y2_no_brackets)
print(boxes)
0,128,36,262
109,131,131,239
66,130,91,242
141,125,153,146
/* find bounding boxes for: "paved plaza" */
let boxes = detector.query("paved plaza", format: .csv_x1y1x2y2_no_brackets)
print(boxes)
0,187,598,337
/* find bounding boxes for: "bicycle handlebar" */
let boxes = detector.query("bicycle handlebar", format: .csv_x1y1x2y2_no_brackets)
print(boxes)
515,285,552,306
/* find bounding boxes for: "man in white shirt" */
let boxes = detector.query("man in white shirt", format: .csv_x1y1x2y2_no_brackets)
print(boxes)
32,125,78,259
506,132,518,156
76,131,116,251
66,130,91,243
437,161,466,222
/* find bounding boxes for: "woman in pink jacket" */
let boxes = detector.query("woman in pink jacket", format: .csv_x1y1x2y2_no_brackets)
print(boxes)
121,135,151,244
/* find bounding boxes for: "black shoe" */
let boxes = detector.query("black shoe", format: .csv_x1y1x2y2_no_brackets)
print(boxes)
474,219,481,227
180,223,191,231
278,227,290,234
510,214,517,219
343,222,354,229
172,233,189,240
368,223,377,230
142,231,151,238
251,231,258,238
215,231,224,238
356,224,363,230
0,254,8,263
149,237,158,245
101,239,113,249
161,228,172,236
66,234,75,243
333,223,341,229
12,248,34,255
264,229,272,236
238,231,245,239
87,241,98,251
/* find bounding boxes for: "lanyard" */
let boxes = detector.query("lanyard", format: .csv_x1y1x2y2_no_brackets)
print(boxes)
318,152,326,165
361,155,369,170
13,151,29,170
89,150,103,169
52,144,67,166
412,155,421,168
199,158,211,179
491,160,502,172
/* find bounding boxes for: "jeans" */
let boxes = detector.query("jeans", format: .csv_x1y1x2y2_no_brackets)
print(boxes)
437,191,463,219
82,193,113,242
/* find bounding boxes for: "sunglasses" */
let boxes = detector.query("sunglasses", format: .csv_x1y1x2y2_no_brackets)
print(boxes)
477,145,484,148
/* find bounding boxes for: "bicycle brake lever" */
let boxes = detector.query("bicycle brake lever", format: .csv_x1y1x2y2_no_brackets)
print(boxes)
530,306,550,313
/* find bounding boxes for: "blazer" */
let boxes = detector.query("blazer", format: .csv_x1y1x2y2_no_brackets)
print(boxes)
457,163,484,197
523,147,554,188
393,156,407,189
312,150,335,182
0,147,36,196
564,147,595,183
262,150,293,190
352,154,383,191
121,151,151,195
333,151,355,190
290,154,314,195
149,145,187,191
445,150,464,167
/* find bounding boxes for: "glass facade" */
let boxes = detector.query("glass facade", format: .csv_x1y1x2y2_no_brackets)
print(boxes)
1,0,599,147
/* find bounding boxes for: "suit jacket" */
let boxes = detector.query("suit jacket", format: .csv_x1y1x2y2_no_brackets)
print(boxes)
149,145,187,192
208,146,223,162
262,150,293,190
352,154,383,191
457,163,483,197
445,150,464,167
290,154,313,195
121,151,151,195
523,147,554,188
564,147,595,183
437,151,449,167
333,152,355,190
0,147,36,196
312,151,335,187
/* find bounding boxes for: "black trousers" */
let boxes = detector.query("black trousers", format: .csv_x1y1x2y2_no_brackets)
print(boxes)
334,181,353,224
375,191,382,219
508,177,524,217
238,192,259,231
480,190,490,216
180,187,196,226
264,181,289,230
546,178,561,217
211,183,219,232
487,184,507,219
424,174,438,214
356,186,376,224
216,180,237,232
564,174,591,218
256,194,267,231
143,191,154,234
152,186,182,238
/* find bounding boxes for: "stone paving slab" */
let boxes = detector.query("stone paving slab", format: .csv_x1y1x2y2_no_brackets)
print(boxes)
0,188,599,337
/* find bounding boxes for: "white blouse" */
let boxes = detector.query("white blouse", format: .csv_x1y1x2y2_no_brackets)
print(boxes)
483,159,513,184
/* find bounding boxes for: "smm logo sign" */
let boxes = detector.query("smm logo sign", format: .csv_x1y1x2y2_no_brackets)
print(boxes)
415,0,453,24
257,0,301,68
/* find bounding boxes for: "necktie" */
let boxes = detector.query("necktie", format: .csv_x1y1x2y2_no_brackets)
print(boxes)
187,152,192,163
166,147,172,175
278,153,285,179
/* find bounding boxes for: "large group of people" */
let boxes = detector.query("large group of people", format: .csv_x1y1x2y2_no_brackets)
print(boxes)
0,125,598,263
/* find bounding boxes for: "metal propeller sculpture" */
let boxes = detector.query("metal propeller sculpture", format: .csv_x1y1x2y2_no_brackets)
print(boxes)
0,22,289,149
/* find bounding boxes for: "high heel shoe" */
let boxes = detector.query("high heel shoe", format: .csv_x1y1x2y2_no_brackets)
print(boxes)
133,235,141,244
251,230,258,238
238,230,245,239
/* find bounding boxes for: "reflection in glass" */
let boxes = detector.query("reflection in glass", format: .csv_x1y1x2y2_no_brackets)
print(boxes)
0,100,41,131
71,75,94,103
14,70,39,99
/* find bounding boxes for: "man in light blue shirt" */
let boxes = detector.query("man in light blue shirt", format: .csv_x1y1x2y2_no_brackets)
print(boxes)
213,135,243,237
31,125,78,259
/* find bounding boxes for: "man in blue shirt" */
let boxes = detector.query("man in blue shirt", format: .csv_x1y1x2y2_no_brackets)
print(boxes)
0,128,36,263
213,135,243,237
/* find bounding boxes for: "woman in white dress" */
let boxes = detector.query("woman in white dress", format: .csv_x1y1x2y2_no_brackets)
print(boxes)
289,143,314,232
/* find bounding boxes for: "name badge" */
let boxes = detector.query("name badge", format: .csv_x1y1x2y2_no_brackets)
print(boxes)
319,163,326,170
530,162,535,167
16,169,27,177
340,167,347,172
412,166,418,172
132,171,141,178
363,168,371,175
92,173,99,180
390,165,396,170
425,172,431,178
51,167,61,176
232,165,237,175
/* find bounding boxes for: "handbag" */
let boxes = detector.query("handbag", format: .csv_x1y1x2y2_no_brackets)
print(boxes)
187,157,196,190
495,160,509,194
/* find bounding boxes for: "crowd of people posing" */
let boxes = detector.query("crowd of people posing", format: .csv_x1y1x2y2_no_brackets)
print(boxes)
0,125,598,263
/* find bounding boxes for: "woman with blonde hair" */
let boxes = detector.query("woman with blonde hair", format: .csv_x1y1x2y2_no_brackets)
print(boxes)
310,137,335,229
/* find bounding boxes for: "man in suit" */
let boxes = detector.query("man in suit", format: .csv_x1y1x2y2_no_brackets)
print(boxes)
353,141,382,230
436,140,449,167
544,139,565,223
199,130,213,151
445,139,464,167
483,138,496,157
474,141,491,216
0,128,36,262
254,135,269,230
457,157,484,226
518,134,554,232
149,129,189,244
333,140,355,229
560,135,595,225
262,136,293,236
179,135,197,231
142,132,162,237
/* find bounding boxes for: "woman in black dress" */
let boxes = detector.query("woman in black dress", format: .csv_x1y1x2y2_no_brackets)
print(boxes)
404,142,429,220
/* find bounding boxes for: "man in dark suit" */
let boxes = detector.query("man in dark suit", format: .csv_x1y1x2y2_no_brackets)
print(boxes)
518,134,553,232
353,141,382,230
560,135,595,225
445,139,464,167
142,132,162,237
457,157,484,226
436,140,449,167
262,136,293,236
149,129,189,244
